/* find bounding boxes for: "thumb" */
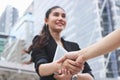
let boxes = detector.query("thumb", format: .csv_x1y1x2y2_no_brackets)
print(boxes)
54,74,62,79
53,74,59,79
76,55,85,65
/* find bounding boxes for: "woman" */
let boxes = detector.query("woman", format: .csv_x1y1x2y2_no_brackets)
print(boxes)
30,6,94,80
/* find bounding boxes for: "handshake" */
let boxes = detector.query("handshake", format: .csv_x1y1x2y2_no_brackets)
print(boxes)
53,45,85,75
52,49,94,80
56,50,86,75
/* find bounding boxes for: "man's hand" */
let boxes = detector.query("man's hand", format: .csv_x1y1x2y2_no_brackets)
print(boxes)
62,59,82,75
57,51,85,74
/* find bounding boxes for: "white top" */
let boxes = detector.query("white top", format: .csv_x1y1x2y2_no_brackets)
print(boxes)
53,44,67,62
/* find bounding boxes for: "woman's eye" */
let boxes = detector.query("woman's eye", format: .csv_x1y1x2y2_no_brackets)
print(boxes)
53,12,66,18
54,12,59,17
62,14,66,18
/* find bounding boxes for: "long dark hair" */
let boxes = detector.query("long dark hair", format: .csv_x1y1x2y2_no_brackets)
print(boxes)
22,6,64,64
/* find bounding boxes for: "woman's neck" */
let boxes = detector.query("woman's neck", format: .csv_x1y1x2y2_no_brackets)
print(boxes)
51,32,61,41
50,31,63,46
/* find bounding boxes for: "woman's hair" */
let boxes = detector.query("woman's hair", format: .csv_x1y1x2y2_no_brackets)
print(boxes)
22,6,64,64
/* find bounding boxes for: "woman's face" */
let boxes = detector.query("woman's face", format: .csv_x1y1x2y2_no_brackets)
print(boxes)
45,8,66,33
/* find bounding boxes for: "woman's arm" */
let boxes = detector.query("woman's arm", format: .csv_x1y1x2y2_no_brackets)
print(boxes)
31,48,63,77
38,61,62,76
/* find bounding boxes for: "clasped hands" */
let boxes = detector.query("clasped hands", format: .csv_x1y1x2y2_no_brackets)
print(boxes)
54,51,85,80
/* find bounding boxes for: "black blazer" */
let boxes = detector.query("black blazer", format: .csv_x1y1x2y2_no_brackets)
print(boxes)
31,35,93,80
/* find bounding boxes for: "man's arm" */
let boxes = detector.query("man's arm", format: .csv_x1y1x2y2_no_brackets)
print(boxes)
78,29,120,61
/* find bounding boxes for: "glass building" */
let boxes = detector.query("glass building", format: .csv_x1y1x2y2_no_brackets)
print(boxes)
0,3,39,80
0,5,18,57
99,0,120,79
0,5,18,34
0,33,8,57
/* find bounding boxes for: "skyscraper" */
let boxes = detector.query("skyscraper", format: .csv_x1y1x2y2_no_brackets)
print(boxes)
0,5,18,56
0,3,39,80
100,0,120,78
0,5,18,34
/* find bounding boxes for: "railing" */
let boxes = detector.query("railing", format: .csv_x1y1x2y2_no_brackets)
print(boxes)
0,39,38,80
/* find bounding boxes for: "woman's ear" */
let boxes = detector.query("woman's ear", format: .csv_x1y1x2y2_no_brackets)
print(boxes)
45,18,48,24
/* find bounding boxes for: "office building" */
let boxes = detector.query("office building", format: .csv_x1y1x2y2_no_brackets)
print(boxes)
0,5,18,56
0,5,18,34
0,3,39,80
99,0,120,78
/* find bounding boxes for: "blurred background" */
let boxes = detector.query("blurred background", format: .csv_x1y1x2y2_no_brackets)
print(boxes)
0,0,120,80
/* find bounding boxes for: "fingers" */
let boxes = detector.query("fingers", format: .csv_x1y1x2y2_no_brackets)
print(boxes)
67,64,82,75
57,51,85,75
54,69,72,80
62,59,82,74
54,74,60,79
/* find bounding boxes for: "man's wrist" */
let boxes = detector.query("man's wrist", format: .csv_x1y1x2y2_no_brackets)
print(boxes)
78,49,87,62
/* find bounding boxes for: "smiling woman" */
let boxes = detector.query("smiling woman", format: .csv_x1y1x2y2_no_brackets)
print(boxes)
25,6,94,80
0,0,33,17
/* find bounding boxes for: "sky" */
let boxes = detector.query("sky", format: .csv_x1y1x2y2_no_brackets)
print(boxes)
0,0,33,17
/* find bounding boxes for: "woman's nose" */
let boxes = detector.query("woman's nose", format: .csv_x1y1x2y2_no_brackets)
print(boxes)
58,16,63,20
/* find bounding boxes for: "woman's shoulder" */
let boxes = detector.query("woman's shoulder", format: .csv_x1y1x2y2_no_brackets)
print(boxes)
62,38,78,45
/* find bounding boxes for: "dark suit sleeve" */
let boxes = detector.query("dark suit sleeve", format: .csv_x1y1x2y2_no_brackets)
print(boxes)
82,62,94,78
31,47,48,76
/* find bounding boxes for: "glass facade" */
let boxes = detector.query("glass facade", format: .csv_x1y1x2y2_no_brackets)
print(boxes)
0,2,38,80
0,38,7,54
99,0,120,79
9,13,34,61
0,6,18,59
0,6,18,34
